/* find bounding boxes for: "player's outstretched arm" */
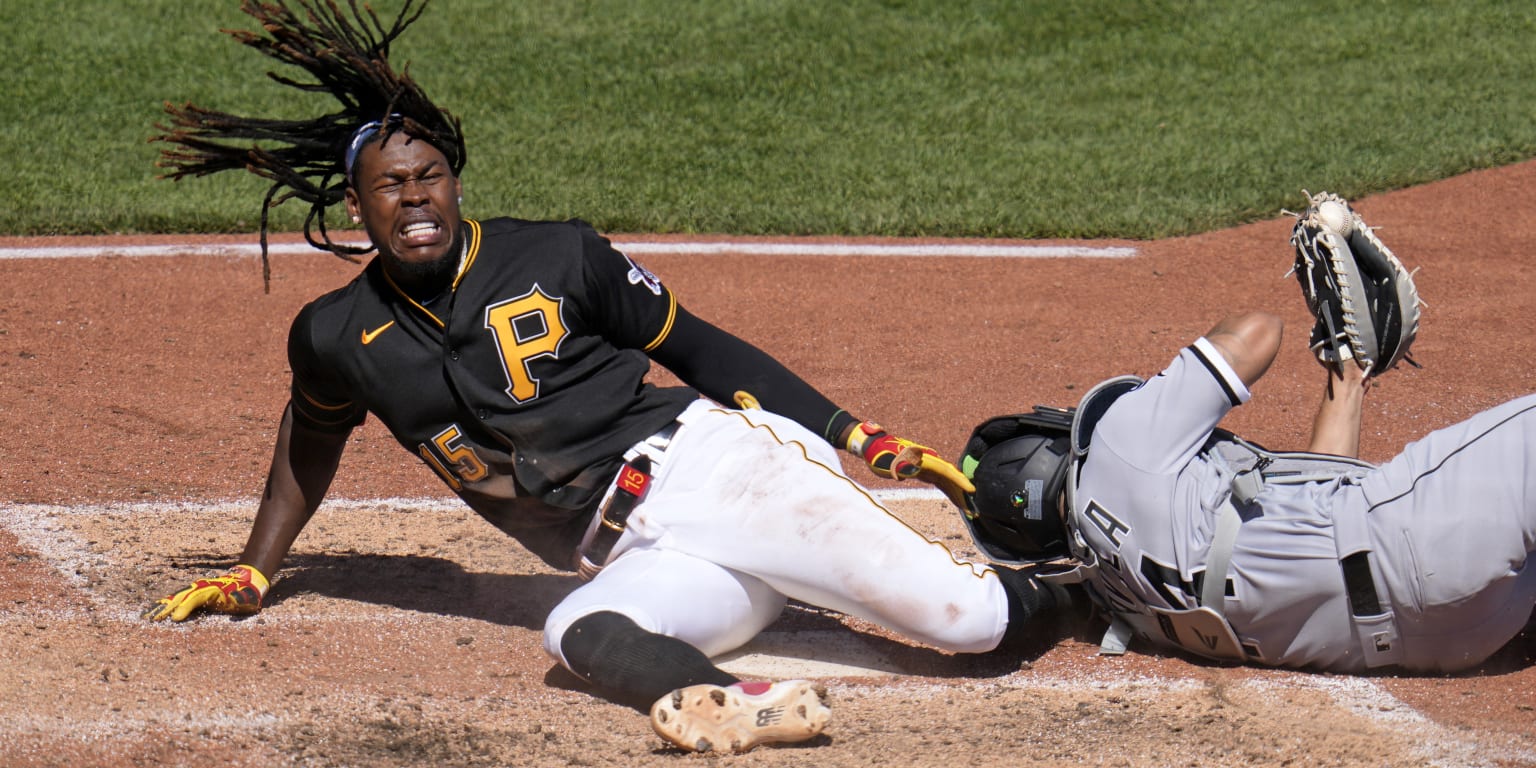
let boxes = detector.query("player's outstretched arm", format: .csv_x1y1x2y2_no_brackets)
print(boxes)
144,406,349,621
647,305,857,443
649,305,973,505
238,406,350,576
1306,362,1367,458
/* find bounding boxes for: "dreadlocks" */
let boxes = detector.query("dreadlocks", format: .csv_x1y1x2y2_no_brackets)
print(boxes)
151,0,466,291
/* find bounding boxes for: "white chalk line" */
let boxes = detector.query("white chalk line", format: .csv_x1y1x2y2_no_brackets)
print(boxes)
0,239,1136,260
6,499,1526,765
1245,675,1534,767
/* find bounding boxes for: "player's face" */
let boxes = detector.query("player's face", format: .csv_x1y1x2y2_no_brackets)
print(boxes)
345,134,464,283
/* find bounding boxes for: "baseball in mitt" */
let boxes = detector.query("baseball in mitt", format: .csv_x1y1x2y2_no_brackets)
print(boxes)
1288,191,1422,376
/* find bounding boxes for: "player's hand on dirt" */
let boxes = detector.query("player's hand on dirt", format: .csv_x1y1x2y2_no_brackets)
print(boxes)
846,421,976,508
142,564,270,622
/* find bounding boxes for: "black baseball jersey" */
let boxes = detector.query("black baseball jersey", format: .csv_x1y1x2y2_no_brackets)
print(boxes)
287,217,697,566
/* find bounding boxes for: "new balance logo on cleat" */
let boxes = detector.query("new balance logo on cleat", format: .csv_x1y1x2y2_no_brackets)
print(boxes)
650,679,831,754
755,705,786,727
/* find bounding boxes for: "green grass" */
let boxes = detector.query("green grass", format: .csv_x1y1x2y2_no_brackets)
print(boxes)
4,0,1535,238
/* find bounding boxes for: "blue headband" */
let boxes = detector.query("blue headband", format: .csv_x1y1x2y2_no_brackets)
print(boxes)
343,115,403,179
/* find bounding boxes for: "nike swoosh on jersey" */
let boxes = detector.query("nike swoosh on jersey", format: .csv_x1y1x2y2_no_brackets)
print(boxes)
361,321,396,345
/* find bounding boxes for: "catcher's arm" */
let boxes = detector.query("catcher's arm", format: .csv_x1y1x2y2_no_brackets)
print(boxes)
144,406,348,621
1306,362,1367,458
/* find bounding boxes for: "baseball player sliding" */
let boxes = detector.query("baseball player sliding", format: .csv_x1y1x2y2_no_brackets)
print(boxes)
959,197,1535,673
141,0,1069,754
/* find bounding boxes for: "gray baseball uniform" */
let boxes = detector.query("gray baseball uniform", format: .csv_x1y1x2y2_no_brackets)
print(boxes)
1065,336,1536,673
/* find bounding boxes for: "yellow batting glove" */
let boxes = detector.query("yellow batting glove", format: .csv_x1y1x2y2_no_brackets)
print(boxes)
910,451,976,511
846,421,930,479
846,421,976,509
142,564,270,622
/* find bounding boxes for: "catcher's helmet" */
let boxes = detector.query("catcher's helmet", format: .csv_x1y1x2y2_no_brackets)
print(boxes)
959,408,1075,565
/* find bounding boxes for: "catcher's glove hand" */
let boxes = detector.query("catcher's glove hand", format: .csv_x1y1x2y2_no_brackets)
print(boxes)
1288,191,1422,376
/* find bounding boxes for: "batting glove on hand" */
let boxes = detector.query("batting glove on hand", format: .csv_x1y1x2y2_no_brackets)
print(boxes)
142,564,270,622
846,421,976,508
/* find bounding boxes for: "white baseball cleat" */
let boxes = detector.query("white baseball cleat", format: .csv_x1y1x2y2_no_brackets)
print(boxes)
650,679,831,753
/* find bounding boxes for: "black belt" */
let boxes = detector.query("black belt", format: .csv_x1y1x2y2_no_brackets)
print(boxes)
574,420,682,580
575,456,652,579
1342,551,1382,617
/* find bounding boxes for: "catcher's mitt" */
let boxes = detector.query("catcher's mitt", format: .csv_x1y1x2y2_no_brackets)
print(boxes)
1288,191,1422,376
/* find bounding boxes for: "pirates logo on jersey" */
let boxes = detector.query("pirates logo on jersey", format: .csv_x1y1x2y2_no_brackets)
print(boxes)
484,284,569,404
624,255,663,296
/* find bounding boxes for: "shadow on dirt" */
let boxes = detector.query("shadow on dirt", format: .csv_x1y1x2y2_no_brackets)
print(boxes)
244,552,1076,681
261,551,580,630
542,598,1086,711
220,548,1083,714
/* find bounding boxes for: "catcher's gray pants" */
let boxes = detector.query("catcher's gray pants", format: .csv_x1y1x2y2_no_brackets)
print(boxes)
1351,393,1536,672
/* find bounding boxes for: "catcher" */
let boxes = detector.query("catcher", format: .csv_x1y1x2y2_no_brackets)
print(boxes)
959,194,1534,673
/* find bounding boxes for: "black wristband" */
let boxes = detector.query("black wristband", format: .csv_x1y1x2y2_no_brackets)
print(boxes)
824,410,860,447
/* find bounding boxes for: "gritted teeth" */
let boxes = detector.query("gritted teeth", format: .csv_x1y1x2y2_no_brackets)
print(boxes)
402,222,439,237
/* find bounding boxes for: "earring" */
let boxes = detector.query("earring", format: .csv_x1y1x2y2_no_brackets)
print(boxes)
352,216,361,223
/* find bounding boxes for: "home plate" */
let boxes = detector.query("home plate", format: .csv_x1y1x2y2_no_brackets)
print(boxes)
715,631,910,678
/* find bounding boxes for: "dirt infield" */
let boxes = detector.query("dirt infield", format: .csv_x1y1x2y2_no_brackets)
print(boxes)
2,165,1534,766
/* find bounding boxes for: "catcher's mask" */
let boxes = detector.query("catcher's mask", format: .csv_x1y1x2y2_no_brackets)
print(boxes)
958,407,1075,565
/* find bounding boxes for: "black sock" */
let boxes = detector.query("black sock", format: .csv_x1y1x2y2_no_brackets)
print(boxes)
560,611,738,707
993,567,1068,648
